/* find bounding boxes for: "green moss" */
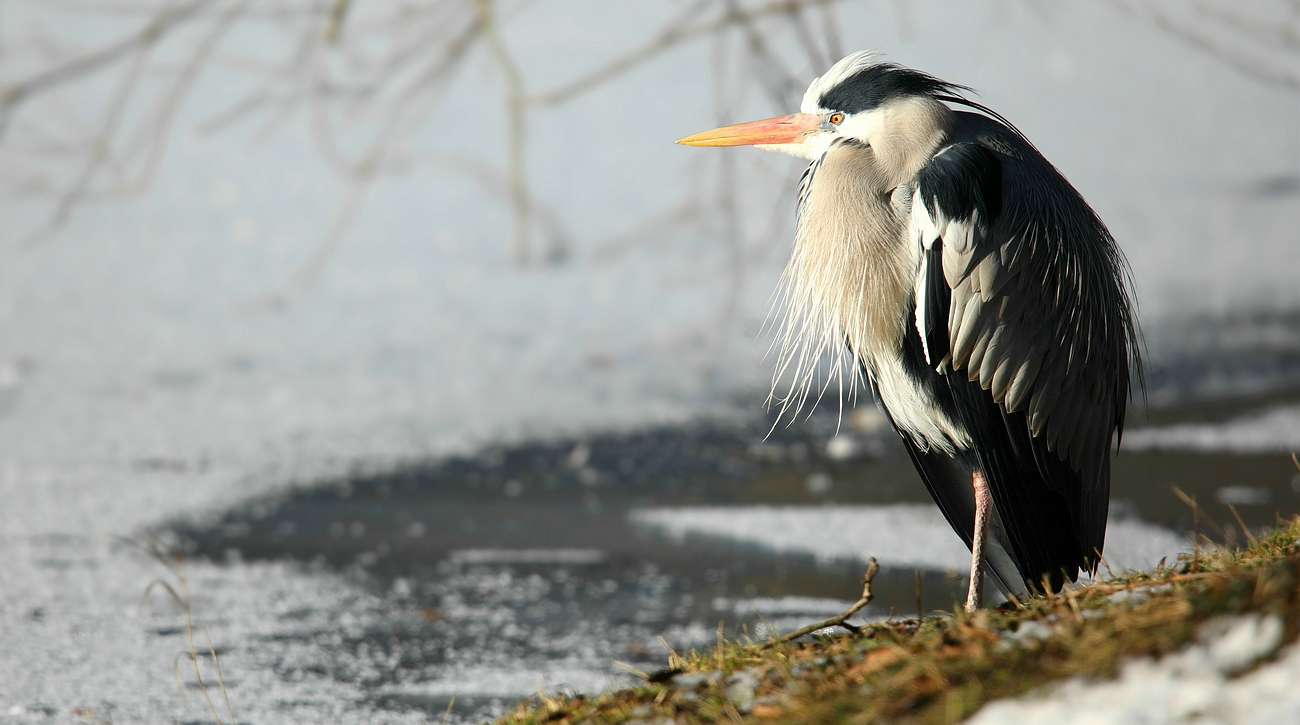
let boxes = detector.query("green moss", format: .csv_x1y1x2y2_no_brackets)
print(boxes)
495,517,1300,725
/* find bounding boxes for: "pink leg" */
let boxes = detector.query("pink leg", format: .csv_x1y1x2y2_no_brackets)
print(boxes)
965,470,991,613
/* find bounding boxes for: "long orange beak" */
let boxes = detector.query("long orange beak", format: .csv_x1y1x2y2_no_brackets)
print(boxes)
676,113,820,147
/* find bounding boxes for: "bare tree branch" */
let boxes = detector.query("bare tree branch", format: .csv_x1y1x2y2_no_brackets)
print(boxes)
233,176,373,318
323,0,353,43
474,0,533,265
0,0,855,326
0,0,212,140
525,0,844,108
1109,0,1300,93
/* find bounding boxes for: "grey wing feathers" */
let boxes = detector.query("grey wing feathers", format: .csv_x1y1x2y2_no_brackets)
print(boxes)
912,116,1140,564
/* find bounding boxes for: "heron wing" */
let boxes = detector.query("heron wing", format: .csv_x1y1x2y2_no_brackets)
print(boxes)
910,123,1137,577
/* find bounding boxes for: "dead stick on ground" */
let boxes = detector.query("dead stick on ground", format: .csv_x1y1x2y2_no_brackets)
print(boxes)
772,558,879,644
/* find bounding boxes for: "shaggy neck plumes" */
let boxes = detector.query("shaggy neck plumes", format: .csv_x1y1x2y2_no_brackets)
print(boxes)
770,96,952,415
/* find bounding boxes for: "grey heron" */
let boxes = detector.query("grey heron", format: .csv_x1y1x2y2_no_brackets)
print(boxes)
678,52,1140,611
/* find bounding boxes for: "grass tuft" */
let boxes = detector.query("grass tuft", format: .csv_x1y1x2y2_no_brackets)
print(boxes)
493,516,1300,725
135,534,236,725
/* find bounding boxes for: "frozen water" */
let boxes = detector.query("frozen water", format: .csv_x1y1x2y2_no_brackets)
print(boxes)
1125,404,1300,453
633,504,974,570
630,505,1190,574
1,550,439,724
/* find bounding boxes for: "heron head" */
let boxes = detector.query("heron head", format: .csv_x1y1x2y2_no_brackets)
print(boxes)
677,51,964,163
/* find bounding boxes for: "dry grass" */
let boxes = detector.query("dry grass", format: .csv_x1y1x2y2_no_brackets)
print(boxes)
493,516,1300,725
138,535,236,725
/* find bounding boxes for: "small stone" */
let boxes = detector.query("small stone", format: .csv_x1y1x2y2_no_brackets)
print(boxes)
726,671,760,714
1106,589,1149,606
805,472,833,494
668,671,712,690
1007,620,1051,642
826,435,859,461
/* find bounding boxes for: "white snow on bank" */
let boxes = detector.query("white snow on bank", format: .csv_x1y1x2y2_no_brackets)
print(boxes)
631,505,1190,574
1124,404,1300,453
966,614,1297,725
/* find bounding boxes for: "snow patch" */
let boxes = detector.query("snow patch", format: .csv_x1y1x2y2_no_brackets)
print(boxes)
967,614,1291,725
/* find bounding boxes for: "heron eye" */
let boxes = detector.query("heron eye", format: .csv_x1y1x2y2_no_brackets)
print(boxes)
829,112,845,125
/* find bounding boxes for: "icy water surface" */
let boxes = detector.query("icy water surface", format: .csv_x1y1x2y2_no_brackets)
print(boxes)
169,409,1300,721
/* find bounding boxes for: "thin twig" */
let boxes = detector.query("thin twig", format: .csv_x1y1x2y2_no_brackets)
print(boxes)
817,1,844,60
525,0,842,107
177,568,222,725
1226,502,1257,546
322,0,353,42
49,33,153,223
205,627,235,725
725,0,803,109
1107,0,1300,92
139,534,233,725
658,635,686,671
0,0,212,138
771,558,879,644
612,659,651,680
1171,485,1228,545
440,693,456,725
914,569,923,620
231,177,373,316
3,0,851,317
412,151,570,262
473,0,531,265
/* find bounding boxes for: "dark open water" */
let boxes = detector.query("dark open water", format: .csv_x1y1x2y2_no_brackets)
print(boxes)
170,381,1300,721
